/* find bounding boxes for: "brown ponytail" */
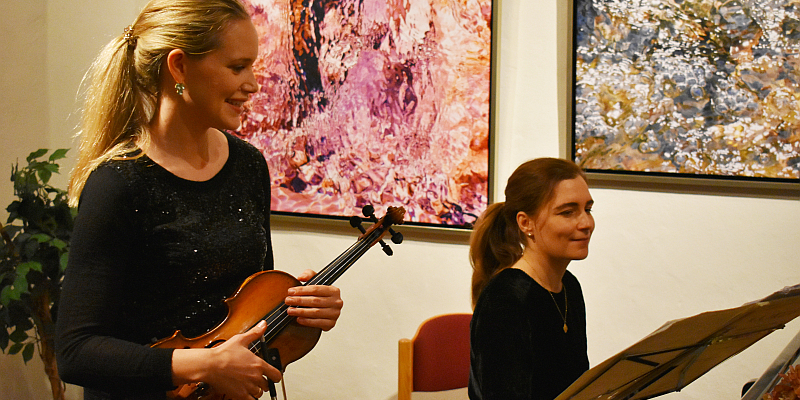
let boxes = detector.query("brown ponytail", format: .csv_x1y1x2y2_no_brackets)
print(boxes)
469,158,586,307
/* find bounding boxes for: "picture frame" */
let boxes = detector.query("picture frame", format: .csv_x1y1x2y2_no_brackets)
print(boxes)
237,0,494,229
570,0,800,193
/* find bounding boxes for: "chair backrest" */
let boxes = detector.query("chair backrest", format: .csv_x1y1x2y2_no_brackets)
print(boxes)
398,313,472,400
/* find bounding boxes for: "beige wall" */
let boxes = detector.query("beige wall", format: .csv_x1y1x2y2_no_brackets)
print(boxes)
2,1,799,400
0,0,49,214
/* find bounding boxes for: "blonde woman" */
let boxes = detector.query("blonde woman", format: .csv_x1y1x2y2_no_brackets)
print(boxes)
56,1,343,399
469,158,594,400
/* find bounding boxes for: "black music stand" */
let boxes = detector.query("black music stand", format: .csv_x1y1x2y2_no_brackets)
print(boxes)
555,284,800,400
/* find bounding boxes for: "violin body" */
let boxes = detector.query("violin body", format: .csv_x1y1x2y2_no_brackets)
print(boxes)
152,205,406,400
153,271,321,400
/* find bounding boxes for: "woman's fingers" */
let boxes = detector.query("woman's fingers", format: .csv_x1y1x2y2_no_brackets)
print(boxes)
285,285,343,331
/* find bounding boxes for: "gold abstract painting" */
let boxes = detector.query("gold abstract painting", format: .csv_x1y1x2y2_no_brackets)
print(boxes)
573,0,800,182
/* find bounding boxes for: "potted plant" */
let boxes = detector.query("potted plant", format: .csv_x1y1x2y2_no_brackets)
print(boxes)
1,149,74,400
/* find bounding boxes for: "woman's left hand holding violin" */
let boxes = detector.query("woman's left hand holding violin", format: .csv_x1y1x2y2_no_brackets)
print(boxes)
285,269,343,331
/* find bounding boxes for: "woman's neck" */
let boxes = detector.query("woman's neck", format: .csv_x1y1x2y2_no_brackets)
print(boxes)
144,105,228,181
514,249,568,292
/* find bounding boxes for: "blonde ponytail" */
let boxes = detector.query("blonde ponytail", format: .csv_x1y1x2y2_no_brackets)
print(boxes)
68,34,148,207
68,0,250,207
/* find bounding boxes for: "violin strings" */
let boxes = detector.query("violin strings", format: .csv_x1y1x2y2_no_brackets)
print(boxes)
247,228,382,353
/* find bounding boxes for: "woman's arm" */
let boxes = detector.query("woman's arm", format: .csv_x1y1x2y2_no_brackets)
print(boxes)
56,166,175,392
471,283,536,400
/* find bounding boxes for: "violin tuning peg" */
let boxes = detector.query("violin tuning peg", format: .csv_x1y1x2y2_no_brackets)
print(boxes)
390,231,403,244
362,204,375,218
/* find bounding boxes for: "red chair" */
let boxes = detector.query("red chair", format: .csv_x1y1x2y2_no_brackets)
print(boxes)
398,313,472,400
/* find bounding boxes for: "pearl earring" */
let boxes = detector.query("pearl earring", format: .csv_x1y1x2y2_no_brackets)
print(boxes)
175,83,185,95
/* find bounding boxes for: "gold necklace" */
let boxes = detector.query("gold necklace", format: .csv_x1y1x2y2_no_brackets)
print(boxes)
520,256,569,333
547,287,568,333
519,256,569,333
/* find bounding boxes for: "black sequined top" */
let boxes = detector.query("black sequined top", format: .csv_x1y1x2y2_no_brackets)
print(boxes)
56,132,274,399
469,268,589,400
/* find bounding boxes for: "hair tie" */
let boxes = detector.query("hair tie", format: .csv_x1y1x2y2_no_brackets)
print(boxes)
123,25,138,49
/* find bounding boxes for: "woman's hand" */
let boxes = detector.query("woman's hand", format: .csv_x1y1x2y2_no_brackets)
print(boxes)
285,269,344,331
172,321,281,400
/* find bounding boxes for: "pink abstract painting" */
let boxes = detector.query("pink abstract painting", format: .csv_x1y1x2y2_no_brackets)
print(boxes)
236,0,492,227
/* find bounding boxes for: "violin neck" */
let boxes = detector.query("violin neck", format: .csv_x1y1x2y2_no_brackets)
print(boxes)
306,234,377,287
260,228,383,343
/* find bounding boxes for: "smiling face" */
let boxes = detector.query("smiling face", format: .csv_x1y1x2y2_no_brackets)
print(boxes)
181,18,259,131
527,177,595,265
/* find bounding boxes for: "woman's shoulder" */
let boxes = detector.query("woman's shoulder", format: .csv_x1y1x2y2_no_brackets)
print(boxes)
85,160,135,190
223,131,269,172
225,131,262,157
77,161,138,213
563,270,583,291
491,267,534,286
478,268,535,305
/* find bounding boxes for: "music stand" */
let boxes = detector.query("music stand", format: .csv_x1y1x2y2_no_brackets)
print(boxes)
555,284,800,400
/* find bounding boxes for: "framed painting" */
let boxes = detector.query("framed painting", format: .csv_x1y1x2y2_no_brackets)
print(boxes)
236,0,494,229
571,0,800,188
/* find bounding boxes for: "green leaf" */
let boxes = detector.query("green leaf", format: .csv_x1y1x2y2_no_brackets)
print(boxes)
22,342,35,362
1,286,14,306
49,149,69,161
51,238,67,250
44,163,60,173
8,274,28,298
14,316,34,333
9,328,28,343
19,261,42,273
60,252,69,272
8,342,24,355
31,233,51,243
22,239,39,259
37,168,52,184
26,149,48,163
14,273,28,287
16,262,29,276
0,326,8,351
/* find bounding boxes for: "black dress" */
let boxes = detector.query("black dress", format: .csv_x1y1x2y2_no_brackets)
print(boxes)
56,132,274,400
469,268,589,400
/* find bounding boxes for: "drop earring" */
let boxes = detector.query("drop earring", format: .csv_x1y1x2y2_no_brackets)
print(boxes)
175,83,185,95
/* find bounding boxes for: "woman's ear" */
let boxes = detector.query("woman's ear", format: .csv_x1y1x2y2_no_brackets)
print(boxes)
516,211,534,238
165,48,188,86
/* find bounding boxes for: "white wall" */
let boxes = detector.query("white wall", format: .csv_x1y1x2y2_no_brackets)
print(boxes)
1,1,798,400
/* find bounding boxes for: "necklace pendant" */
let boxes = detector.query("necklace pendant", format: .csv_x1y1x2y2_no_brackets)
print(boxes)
563,323,568,333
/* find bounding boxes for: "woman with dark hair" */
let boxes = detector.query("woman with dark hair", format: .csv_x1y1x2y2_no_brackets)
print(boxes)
469,158,594,400
56,1,343,399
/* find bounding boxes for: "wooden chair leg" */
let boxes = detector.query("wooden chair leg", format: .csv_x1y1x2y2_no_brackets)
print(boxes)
398,338,413,400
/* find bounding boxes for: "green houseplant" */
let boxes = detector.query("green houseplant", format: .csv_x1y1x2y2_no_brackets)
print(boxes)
1,149,74,400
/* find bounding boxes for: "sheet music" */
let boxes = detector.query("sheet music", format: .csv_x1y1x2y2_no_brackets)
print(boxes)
556,283,800,400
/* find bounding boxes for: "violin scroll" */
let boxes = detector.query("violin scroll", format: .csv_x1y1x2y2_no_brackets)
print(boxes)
350,205,405,255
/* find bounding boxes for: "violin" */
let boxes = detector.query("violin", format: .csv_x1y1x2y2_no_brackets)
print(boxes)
152,206,405,400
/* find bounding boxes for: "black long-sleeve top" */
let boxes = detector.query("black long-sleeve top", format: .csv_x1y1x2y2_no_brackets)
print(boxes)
469,268,589,400
56,132,274,400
